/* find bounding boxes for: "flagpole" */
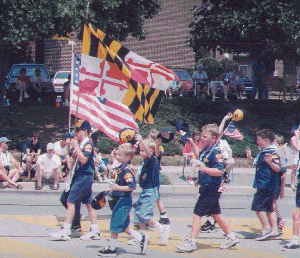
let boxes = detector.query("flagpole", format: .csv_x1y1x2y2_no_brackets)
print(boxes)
68,40,76,131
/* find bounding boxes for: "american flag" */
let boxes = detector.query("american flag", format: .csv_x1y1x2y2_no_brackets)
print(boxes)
70,53,139,142
224,121,243,140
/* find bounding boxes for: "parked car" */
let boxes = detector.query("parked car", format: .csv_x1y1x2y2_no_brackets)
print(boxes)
52,71,71,95
170,70,195,97
5,63,54,105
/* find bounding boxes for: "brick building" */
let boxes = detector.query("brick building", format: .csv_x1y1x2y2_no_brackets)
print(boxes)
44,0,200,73
43,0,289,79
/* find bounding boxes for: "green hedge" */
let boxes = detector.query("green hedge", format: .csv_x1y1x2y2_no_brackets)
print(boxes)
96,97,299,158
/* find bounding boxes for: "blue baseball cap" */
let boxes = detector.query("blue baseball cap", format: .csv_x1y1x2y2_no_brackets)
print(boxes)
75,120,91,132
62,131,74,139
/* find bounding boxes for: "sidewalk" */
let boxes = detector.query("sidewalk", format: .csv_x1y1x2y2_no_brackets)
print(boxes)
0,166,296,196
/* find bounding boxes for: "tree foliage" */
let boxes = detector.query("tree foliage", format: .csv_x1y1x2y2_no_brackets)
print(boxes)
189,0,300,61
0,0,160,46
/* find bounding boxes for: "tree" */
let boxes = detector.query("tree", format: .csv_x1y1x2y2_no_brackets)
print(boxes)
0,0,160,63
0,0,160,44
188,0,300,63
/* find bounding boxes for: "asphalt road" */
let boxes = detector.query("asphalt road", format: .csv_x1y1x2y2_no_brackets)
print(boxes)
0,190,298,258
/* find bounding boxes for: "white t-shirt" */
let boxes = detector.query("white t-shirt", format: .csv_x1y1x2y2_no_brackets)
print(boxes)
0,150,12,167
54,141,69,157
37,153,61,173
219,139,232,160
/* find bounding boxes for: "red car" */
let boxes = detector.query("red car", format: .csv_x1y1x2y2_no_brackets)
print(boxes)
171,70,195,97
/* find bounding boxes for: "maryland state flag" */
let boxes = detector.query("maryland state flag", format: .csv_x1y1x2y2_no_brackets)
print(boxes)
81,23,177,123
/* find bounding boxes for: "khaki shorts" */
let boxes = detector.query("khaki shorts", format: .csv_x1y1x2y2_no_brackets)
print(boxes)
41,171,54,183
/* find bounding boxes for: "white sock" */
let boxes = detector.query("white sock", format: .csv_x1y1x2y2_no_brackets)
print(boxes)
109,239,117,250
63,223,71,230
190,237,196,243
291,235,299,244
226,232,235,239
207,216,214,224
153,221,163,232
91,224,99,231
130,230,142,241
160,212,168,218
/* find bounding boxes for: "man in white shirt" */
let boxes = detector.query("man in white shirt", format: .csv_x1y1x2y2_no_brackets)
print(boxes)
36,142,61,190
0,137,23,189
54,133,71,179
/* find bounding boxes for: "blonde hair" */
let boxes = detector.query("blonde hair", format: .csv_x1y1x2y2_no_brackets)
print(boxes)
143,139,157,152
202,123,219,138
147,129,159,140
117,143,135,158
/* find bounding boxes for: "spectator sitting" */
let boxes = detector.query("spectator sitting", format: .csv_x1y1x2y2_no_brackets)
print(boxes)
54,132,72,181
209,75,229,102
229,64,246,101
182,130,204,185
24,132,42,181
31,68,47,101
16,68,30,103
94,147,108,182
0,137,23,189
35,143,61,190
192,64,208,99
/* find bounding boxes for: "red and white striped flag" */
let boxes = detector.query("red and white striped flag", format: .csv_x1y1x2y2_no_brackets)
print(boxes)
70,53,139,142
224,121,243,140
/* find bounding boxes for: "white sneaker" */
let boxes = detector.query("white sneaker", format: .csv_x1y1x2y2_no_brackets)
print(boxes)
49,228,71,241
139,233,149,254
24,92,30,98
176,237,196,253
127,238,138,245
159,224,170,244
220,236,239,249
80,229,101,240
19,96,23,102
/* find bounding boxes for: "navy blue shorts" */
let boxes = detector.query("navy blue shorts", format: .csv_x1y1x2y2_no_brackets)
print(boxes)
273,186,280,200
296,185,300,208
110,196,132,233
251,189,274,212
67,173,93,205
194,188,221,217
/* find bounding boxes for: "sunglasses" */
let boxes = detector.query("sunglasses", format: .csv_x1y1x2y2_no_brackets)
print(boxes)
33,137,39,140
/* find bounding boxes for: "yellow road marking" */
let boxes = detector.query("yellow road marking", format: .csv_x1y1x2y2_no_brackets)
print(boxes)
0,238,76,258
0,216,292,257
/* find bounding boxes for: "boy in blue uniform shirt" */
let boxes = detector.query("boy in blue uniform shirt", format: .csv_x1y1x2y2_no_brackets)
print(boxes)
132,134,170,254
176,124,239,252
50,120,100,241
98,143,141,256
250,129,281,241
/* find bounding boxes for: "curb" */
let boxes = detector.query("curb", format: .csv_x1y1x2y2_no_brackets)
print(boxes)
1,182,297,197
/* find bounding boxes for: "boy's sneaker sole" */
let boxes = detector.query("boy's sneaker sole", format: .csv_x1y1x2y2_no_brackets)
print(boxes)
49,232,71,241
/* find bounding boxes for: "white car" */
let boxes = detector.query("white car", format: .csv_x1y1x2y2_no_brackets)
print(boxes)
52,71,70,94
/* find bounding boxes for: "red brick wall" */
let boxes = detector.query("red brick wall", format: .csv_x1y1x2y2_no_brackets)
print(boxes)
44,0,201,72
122,0,200,69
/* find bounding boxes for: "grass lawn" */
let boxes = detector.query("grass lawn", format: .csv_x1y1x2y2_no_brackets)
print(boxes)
1,97,299,163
